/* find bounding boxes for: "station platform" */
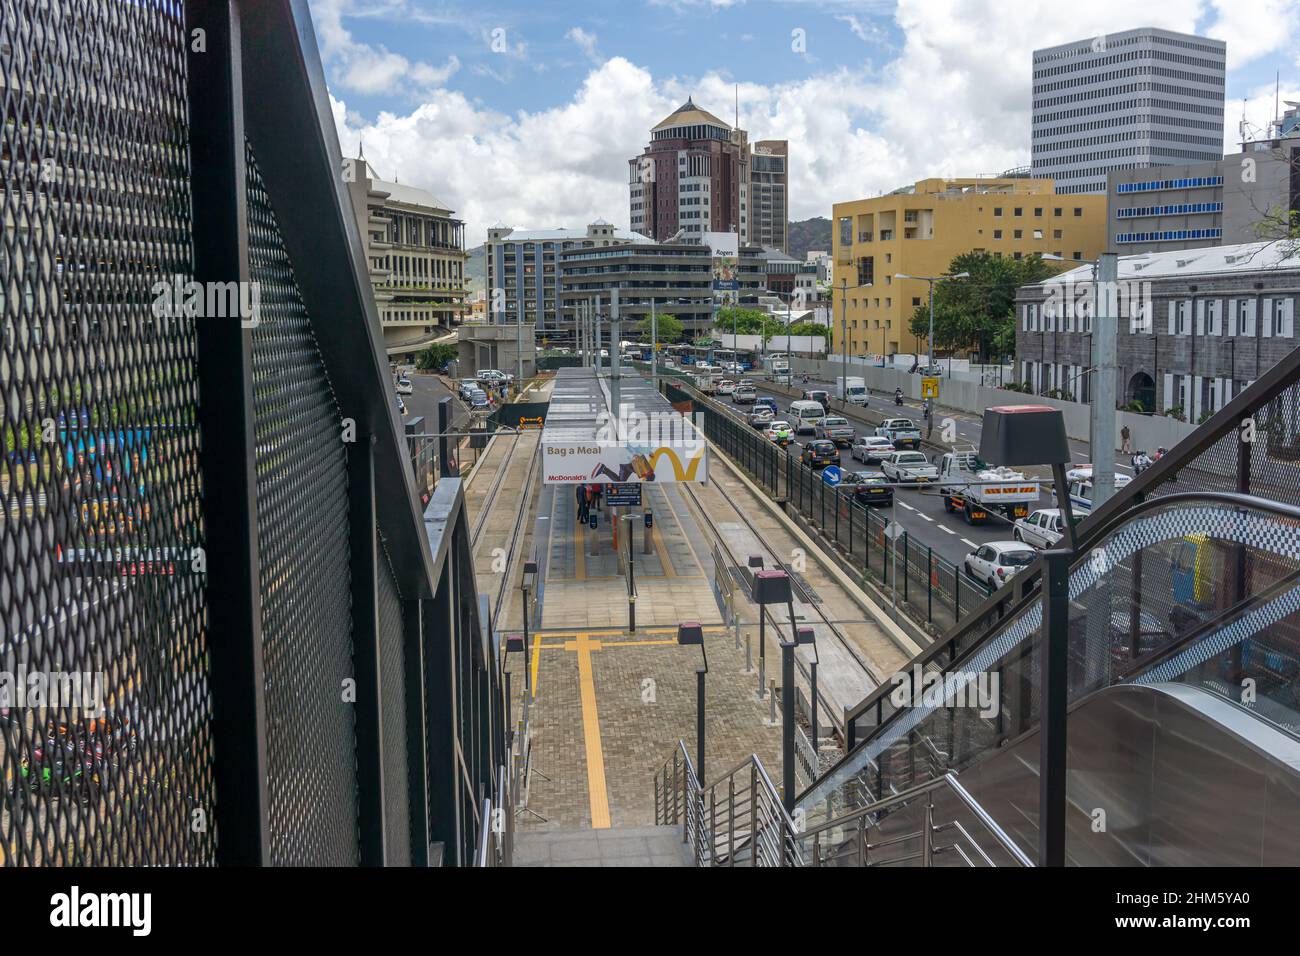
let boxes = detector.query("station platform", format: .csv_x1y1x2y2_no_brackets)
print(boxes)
472,366,913,831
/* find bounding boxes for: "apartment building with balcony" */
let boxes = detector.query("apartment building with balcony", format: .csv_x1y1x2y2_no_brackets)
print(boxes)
831,176,1106,358
484,220,652,345
344,157,468,355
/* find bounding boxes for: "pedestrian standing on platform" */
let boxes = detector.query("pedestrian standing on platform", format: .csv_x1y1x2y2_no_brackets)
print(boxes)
1120,423,1132,455
576,484,588,524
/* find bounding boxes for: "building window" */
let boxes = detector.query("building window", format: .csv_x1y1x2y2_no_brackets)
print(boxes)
1073,208,1083,217
993,207,1003,217
993,229,1003,239
1034,207,1043,217
1014,229,1023,239
1014,207,1023,217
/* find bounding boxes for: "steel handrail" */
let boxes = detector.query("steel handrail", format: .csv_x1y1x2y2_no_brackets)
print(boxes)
796,771,1032,867
827,491,1300,778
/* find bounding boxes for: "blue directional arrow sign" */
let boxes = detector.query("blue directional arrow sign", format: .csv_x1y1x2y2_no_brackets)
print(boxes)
821,464,842,487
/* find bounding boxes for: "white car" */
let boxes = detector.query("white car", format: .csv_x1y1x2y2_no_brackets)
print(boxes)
851,435,895,465
881,451,939,486
732,384,757,404
963,541,1036,589
395,377,414,395
1013,508,1073,549
457,378,480,400
765,420,795,443
747,406,774,428
716,379,737,396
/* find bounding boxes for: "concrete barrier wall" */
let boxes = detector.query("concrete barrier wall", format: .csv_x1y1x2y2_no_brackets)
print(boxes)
788,358,1199,455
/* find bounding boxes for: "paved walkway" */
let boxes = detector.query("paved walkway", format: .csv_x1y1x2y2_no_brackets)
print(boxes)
513,826,693,867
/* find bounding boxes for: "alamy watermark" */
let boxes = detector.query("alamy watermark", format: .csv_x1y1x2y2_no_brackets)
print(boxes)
150,275,261,328
0,669,105,712
889,663,999,718
594,408,706,451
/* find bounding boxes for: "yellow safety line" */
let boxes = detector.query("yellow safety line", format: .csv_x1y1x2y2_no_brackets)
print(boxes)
566,631,611,828
530,630,543,698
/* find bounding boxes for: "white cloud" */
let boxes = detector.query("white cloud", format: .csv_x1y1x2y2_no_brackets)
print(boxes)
566,27,601,62
1205,0,1300,68
313,0,461,97
324,0,1300,247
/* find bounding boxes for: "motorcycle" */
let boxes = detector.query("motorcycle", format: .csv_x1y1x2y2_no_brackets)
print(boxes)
894,392,904,406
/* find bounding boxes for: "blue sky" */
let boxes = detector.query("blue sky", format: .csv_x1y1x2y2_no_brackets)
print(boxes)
310,0,1300,245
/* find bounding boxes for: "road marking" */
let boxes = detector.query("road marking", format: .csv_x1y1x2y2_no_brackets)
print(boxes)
531,631,543,698
566,630,612,829
961,538,977,547
939,525,955,535
898,501,916,511
919,513,934,522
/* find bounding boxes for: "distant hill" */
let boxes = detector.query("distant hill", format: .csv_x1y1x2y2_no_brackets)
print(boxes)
787,217,831,261
465,243,486,294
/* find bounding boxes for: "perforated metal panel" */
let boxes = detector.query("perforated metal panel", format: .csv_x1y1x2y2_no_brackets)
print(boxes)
0,0,214,865
246,145,359,866
378,551,410,865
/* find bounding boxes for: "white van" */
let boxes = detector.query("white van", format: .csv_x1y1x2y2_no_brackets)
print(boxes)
789,399,827,435
1052,473,1133,514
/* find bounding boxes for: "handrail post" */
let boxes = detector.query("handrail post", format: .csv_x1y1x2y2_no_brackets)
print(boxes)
1039,548,1071,867
922,793,935,867
750,762,759,867
728,775,736,866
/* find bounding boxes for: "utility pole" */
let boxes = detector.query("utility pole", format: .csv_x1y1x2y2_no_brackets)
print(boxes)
840,277,849,402
594,294,602,375
610,289,621,423
651,296,658,392
1091,253,1119,507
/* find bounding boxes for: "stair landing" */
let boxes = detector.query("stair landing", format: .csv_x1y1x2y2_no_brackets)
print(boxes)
513,826,693,867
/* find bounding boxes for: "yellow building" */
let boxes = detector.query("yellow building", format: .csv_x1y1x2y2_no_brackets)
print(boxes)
830,176,1106,359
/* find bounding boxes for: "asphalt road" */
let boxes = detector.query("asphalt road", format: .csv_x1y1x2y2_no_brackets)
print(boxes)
695,371,1139,567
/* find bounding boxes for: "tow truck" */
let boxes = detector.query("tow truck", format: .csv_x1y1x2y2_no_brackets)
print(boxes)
937,446,1040,525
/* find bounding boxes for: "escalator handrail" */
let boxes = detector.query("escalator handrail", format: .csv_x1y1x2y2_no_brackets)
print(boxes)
815,491,1300,801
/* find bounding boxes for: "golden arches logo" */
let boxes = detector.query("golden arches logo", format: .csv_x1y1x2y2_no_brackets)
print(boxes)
648,446,705,481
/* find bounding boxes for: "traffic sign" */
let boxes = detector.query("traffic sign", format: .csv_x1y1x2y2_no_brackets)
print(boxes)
922,376,940,399
821,464,842,486
606,482,643,507
884,520,904,540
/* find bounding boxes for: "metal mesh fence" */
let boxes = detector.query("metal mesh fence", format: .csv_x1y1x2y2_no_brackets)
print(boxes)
1,0,215,866
377,551,411,865
246,145,360,866
665,380,993,634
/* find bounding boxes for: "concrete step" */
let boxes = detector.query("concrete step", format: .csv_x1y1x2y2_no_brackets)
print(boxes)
513,825,694,867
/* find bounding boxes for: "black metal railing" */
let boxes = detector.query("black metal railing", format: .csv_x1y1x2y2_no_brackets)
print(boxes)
661,381,993,631
0,0,504,867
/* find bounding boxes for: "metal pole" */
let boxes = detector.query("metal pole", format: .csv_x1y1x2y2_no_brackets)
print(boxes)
841,278,848,402
517,286,524,388
696,669,706,786
1039,548,1071,867
610,291,621,426
594,294,602,375
1091,254,1118,507
781,640,796,812
926,279,935,439
651,296,658,392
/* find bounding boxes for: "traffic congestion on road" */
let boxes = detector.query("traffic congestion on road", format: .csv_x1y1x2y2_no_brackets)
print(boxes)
683,363,1138,569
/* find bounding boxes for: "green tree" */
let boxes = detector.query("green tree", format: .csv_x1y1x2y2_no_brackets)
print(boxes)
716,306,784,341
415,343,457,370
635,313,683,343
907,251,1055,361
787,321,830,341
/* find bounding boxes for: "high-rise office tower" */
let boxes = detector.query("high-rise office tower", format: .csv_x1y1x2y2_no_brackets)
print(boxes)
1031,27,1226,195
750,140,789,253
629,98,750,244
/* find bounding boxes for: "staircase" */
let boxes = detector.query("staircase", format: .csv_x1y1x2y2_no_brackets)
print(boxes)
513,827,694,867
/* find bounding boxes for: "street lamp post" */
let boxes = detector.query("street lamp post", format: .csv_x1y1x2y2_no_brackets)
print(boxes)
894,271,969,437
838,278,871,402
780,624,816,812
677,622,708,785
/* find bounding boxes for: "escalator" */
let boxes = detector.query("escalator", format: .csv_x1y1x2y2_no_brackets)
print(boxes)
794,492,1300,865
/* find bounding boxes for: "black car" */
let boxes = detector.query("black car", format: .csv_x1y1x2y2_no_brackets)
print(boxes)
801,439,839,469
844,471,893,506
